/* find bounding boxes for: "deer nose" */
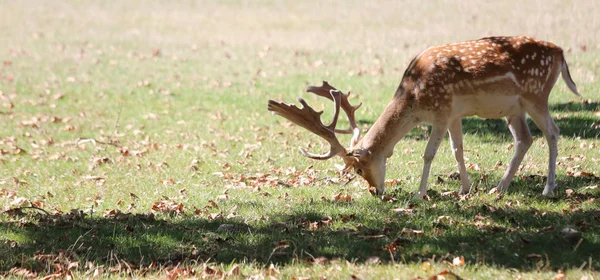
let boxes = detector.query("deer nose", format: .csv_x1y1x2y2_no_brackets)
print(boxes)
368,186,385,195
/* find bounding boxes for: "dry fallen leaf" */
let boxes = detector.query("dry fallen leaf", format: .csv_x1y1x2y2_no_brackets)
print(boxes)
266,263,280,276
488,188,499,195
553,269,566,280
452,256,465,267
401,227,424,237
333,192,352,202
393,208,415,215
428,270,463,280
8,267,37,278
226,265,240,277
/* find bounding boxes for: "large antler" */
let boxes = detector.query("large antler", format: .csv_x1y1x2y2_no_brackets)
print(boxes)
305,81,362,148
268,89,348,160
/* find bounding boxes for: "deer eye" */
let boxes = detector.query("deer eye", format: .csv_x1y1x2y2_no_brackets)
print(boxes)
355,168,363,176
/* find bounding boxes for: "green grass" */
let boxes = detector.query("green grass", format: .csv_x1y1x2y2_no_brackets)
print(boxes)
1,0,600,279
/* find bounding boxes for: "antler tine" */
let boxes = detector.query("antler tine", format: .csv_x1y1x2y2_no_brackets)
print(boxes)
267,90,346,160
306,81,362,148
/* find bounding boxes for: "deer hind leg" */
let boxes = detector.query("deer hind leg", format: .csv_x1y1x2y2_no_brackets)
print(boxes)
496,113,533,193
526,107,559,196
448,119,471,194
415,122,448,199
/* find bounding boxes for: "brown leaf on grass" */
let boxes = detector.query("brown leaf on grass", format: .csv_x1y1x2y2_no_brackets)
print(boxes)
89,156,110,170
436,216,455,224
266,263,280,276
308,256,329,265
382,240,399,253
102,209,130,219
340,214,355,222
207,200,219,208
40,272,65,280
160,178,176,185
393,208,415,215
488,188,499,195
333,192,352,202
8,267,37,278
62,124,76,131
467,163,480,171
102,209,118,218
165,266,196,280
203,266,222,277
381,195,398,202
452,256,465,267
10,196,30,207
567,170,597,178
188,159,200,171
401,228,424,237
151,200,184,215
441,191,458,197
226,265,240,276
12,177,28,186
473,213,487,221
291,277,310,280
553,269,566,280
272,240,289,250
82,175,106,186
207,212,223,220
216,194,229,200
428,270,463,280
565,189,575,197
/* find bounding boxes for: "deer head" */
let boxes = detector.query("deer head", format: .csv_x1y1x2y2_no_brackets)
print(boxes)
267,81,387,194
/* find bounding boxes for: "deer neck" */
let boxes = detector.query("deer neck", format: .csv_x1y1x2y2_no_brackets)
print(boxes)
356,94,419,159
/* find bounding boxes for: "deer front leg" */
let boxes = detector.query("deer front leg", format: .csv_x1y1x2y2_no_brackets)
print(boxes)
448,119,471,195
415,124,448,199
496,113,533,193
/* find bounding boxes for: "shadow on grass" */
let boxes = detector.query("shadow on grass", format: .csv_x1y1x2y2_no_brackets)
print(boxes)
461,115,600,140
1,174,599,274
549,101,600,112
359,101,600,141
458,100,600,140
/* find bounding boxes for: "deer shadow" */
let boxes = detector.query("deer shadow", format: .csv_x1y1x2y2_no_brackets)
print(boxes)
2,179,599,275
358,101,599,140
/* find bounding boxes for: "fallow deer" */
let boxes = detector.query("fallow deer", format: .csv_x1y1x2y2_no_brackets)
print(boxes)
268,36,579,198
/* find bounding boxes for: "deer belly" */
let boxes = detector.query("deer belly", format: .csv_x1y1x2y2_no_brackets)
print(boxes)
452,95,522,119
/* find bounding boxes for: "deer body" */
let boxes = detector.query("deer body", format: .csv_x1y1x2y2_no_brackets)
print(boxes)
269,36,579,198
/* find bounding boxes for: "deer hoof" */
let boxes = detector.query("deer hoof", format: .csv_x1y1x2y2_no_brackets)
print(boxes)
413,192,427,200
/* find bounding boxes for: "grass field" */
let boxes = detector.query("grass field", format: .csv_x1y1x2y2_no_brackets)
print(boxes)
1,1,600,279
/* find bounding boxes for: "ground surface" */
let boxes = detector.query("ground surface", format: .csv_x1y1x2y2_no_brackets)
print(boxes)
1,1,599,279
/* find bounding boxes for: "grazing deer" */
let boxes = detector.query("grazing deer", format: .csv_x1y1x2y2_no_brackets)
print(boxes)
268,36,579,198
